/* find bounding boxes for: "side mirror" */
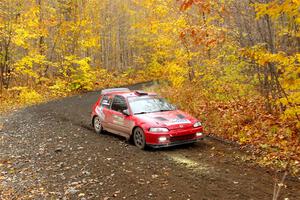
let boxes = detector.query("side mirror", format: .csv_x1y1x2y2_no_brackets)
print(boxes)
122,109,130,116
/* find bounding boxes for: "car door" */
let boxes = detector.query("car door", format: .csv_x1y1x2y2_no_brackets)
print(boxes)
109,95,132,138
95,95,112,129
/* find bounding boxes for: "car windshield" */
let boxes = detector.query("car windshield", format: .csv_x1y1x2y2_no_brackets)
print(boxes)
129,97,176,115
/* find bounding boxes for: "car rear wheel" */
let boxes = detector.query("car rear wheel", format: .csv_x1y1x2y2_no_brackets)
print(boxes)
133,127,146,149
93,116,103,134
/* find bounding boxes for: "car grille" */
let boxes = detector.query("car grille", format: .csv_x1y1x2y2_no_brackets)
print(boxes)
170,134,196,142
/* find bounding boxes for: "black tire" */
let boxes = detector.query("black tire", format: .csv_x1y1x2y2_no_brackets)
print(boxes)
93,116,103,134
133,127,146,150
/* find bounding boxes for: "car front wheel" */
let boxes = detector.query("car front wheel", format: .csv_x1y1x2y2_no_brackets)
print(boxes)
133,127,146,149
93,116,103,134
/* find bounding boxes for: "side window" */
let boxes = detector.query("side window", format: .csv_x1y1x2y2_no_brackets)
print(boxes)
100,95,111,108
111,95,127,112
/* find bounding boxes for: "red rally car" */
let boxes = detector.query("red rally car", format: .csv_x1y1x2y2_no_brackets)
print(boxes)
91,88,205,149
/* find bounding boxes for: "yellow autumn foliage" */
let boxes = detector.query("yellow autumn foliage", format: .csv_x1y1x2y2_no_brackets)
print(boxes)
0,0,299,173
18,87,43,104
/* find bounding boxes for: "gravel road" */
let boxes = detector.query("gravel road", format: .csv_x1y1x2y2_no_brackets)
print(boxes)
1,82,299,200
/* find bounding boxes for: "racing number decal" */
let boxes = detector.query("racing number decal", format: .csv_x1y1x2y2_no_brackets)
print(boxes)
165,119,191,126
112,115,124,125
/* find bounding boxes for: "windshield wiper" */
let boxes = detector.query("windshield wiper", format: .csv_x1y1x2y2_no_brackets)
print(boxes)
150,109,171,113
134,111,150,115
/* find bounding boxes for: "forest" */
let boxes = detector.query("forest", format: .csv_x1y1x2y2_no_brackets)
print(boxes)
0,0,299,173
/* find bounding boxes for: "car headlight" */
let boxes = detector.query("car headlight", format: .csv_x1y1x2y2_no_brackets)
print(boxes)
158,136,168,142
196,132,203,137
193,121,202,128
149,127,169,132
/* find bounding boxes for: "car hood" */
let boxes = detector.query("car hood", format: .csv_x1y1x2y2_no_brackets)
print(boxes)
135,110,197,130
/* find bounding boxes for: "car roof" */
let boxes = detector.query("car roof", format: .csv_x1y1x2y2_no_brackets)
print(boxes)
101,88,130,95
101,88,157,98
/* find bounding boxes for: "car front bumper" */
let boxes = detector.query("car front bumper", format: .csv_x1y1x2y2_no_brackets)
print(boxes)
147,137,204,148
145,126,205,148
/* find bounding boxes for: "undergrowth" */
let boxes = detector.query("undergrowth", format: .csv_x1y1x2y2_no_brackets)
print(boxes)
156,83,300,175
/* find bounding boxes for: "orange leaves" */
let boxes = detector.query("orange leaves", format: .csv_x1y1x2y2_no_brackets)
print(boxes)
179,0,211,13
178,0,226,49
180,26,225,48
179,0,194,11
159,82,300,173
206,38,217,46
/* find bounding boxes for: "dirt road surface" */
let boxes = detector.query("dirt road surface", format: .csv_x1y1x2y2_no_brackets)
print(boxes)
1,83,300,200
